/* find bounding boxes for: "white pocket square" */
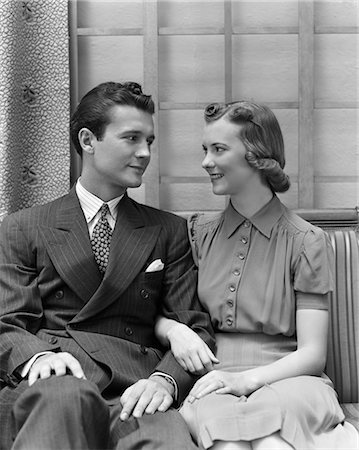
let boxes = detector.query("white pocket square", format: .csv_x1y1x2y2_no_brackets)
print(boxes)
145,259,164,272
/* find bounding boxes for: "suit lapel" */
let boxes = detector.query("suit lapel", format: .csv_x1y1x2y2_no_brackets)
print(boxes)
40,189,102,303
71,195,162,323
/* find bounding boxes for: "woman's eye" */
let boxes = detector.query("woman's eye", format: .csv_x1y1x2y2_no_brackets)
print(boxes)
215,146,225,153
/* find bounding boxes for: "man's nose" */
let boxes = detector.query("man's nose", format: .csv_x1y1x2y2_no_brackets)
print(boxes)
135,142,151,158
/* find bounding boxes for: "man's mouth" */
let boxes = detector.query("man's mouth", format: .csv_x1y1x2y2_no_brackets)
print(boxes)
130,165,145,173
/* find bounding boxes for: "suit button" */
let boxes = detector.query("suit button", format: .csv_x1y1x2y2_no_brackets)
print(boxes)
140,289,149,299
48,336,58,344
125,327,133,336
55,290,64,299
140,345,148,354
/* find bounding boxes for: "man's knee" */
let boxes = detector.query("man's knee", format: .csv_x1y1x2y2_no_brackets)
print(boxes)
13,375,106,420
11,376,110,449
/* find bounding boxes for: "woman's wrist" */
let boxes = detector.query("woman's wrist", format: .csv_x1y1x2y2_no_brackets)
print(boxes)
166,322,185,343
242,369,263,393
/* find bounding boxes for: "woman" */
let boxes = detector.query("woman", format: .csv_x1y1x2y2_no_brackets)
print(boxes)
155,101,358,449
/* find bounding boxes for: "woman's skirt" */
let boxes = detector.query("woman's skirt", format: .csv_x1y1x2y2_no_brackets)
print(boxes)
180,332,359,449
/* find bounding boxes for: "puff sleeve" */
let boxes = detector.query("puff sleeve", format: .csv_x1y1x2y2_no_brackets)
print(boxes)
293,228,334,298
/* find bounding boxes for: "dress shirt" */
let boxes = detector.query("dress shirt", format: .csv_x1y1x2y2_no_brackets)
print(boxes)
76,179,122,235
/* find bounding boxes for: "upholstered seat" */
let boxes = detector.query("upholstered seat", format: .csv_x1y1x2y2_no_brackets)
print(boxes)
279,210,359,431
325,228,358,430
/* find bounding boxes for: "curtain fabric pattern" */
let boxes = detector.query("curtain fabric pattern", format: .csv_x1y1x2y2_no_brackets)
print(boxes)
0,0,70,222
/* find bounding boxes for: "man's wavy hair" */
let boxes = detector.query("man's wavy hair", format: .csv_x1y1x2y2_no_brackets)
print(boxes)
204,101,290,193
70,81,155,156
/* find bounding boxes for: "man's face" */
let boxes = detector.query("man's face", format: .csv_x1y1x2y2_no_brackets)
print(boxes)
88,105,155,197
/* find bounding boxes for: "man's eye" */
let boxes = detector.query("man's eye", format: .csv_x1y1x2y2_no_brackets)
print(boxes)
126,136,138,142
215,147,225,153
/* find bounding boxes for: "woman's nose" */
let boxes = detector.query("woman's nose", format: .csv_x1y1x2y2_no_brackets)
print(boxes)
202,153,214,169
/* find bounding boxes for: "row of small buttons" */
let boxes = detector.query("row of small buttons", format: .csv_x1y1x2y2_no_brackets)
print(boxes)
224,220,251,328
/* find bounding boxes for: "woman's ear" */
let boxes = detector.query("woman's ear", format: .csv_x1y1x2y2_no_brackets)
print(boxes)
78,128,95,155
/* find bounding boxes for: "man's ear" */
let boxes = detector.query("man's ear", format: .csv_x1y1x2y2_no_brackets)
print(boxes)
78,128,95,155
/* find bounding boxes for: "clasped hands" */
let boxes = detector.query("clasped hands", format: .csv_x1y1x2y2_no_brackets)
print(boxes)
28,352,174,421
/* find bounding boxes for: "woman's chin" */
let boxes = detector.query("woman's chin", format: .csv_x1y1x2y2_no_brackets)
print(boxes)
211,185,228,196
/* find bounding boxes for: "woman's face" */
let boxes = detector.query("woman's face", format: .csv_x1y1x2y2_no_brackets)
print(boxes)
201,117,259,196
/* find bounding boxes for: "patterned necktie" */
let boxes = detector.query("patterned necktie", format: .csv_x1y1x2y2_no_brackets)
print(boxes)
91,203,112,273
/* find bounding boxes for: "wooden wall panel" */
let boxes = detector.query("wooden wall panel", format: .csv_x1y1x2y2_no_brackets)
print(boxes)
159,36,224,103
277,183,299,209
158,0,223,28
143,0,160,206
315,35,358,104
77,0,142,28
231,1,298,28
274,110,299,178
314,110,357,178
159,110,204,177
315,0,358,28
315,183,358,208
298,0,314,207
160,183,226,212
232,35,298,103
77,36,143,98
72,0,358,212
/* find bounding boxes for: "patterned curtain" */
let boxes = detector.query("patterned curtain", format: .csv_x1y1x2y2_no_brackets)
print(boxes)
0,0,70,222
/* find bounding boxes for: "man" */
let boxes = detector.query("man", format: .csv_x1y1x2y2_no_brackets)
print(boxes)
0,81,215,449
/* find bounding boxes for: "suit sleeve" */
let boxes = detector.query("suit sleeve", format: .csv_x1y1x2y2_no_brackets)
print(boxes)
153,216,216,404
0,213,60,375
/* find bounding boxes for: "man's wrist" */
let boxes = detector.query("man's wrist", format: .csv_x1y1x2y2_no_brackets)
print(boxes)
150,374,176,397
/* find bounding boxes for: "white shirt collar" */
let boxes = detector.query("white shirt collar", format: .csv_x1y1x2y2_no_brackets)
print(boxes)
75,179,123,224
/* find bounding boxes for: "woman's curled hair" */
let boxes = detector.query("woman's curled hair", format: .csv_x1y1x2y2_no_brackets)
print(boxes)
204,101,290,193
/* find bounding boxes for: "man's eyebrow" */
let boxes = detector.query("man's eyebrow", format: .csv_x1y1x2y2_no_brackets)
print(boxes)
120,129,141,135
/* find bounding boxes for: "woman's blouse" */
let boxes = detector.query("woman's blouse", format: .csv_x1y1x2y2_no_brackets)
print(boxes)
188,195,334,337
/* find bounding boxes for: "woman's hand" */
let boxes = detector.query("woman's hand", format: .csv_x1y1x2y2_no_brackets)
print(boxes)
167,323,219,375
187,369,260,402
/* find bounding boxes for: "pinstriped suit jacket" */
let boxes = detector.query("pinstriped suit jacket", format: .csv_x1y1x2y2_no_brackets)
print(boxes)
0,188,215,404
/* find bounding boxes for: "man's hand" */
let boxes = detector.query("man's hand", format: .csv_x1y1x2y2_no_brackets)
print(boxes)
28,352,86,386
120,376,174,421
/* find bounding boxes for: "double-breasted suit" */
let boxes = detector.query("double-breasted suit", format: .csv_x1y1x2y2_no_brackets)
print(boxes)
0,188,215,449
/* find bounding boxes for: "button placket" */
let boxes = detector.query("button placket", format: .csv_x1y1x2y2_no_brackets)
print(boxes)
224,221,251,329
